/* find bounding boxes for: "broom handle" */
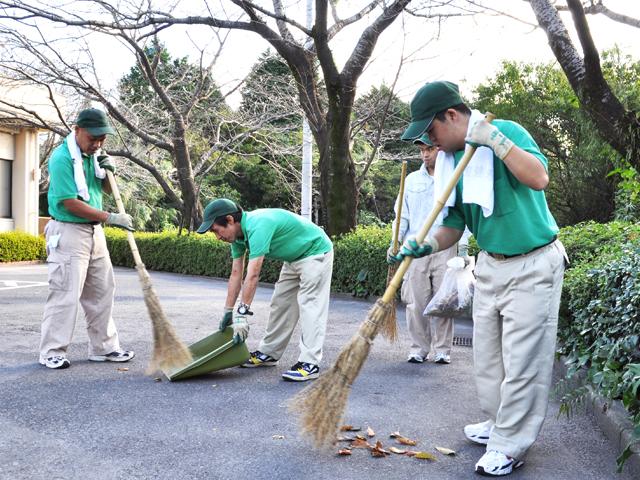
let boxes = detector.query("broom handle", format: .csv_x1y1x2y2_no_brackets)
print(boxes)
392,160,408,255
106,170,144,268
382,112,496,303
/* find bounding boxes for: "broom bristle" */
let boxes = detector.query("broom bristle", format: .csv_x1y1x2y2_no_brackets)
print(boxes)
379,264,400,342
136,265,193,375
291,299,394,448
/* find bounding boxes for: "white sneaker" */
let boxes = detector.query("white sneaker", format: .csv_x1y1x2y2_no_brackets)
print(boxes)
475,450,524,476
407,353,425,364
433,352,451,364
39,355,70,369
88,350,135,362
464,420,493,445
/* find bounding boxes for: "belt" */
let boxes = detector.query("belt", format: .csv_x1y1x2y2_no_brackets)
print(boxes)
486,236,557,261
51,217,100,226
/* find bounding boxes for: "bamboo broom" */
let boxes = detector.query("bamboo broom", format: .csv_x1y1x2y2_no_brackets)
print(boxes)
378,159,408,342
291,113,496,449
105,170,193,375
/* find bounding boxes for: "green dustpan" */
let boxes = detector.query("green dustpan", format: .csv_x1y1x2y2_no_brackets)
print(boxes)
163,327,250,381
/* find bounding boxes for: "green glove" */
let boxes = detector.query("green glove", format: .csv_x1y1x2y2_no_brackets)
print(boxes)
105,212,134,231
458,243,469,257
232,313,249,345
97,155,116,174
390,236,439,263
219,307,233,331
465,120,514,161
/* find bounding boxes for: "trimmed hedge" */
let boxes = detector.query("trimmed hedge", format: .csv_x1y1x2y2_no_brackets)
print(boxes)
0,231,46,262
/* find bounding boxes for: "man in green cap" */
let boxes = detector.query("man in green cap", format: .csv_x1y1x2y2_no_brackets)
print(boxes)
389,134,469,365
392,81,567,476
40,108,136,370
197,199,333,382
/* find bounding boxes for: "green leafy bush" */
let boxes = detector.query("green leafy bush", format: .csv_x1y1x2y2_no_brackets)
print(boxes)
0,231,46,262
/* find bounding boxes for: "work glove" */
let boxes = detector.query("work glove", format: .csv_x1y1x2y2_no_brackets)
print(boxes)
389,236,439,264
105,212,134,231
219,307,233,331
386,246,397,265
232,312,249,345
97,154,116,174
465,120,514,161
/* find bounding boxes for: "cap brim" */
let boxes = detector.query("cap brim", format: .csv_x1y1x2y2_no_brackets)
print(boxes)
196,220,214,234
401,116,434,141
85,126,115,136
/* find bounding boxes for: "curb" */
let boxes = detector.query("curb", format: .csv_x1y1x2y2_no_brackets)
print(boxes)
555,357,640,477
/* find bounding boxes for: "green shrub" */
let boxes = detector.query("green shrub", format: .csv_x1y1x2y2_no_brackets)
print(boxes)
0,231,46,262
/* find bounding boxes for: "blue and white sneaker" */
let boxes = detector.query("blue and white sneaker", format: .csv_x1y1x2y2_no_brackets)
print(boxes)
281,362,319,382
464,420,493,445
475,450,524,476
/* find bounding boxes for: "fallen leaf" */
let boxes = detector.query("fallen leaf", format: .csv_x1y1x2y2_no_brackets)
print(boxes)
340,425,361,432
414,451,437,461
370,440,389,457
389,431,401,438
355,434,366,440
153,377,162,382
405,450,419,457
336,435,355,442
337,449,352,456
367,426,375,437
211,384,217,388
435,446,456,456
272,435,285,440
117,367,129,372
389,447,407,454
396,436,417,446
350,438,371,449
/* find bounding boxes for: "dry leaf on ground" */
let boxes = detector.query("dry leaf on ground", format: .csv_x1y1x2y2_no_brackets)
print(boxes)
370,440,390,458
340,425,361,432
337,449,352,456
350,438,371,449
367,426,375,437
414,451,437,461
336,435,355,442
272,435,285,440
395,436,417,446
435,446,456,456
389,447,407,454
389,431,401,438
116,367,129,372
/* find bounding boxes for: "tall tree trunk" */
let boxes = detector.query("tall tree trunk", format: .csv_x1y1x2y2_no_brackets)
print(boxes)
173,120,202,231
528,0,640,165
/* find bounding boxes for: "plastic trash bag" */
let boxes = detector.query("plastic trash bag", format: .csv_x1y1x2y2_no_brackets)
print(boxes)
424,256,475,319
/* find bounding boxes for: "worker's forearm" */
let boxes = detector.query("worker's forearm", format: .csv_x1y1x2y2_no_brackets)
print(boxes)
501,147,549,190
240,257,264,306
225,258,244,308
62,198,109,222
433,226,464,252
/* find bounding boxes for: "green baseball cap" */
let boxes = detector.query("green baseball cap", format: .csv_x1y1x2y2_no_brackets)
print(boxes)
413,134,433,146
75,108,115,136
401,81,463,141
197,198,240,234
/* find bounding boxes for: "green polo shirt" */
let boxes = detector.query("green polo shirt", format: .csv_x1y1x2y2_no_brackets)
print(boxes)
47,138,103,222
442,120,558,255
230,209,332,262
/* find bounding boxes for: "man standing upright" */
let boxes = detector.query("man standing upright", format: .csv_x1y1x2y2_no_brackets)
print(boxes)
40,108,136,369
197,199,333,382
393,81,567,476
389,134,469,365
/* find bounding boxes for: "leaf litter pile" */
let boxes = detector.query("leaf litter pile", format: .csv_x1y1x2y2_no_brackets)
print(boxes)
335,426,455,461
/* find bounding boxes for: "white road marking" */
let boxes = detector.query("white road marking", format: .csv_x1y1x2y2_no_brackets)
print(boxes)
0,280,48,291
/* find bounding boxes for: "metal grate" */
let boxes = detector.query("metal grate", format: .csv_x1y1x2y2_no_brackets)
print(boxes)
453,336,473,347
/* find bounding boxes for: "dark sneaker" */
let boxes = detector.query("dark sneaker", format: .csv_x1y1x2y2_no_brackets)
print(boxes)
40,355,70,369
282,362,319,382
88,350,135,362
475,450,524,476
241,350,278,368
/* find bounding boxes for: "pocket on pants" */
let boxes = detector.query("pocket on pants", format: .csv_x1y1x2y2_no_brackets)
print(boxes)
47,258,70,291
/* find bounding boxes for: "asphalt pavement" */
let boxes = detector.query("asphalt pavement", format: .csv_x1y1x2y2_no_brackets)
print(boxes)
0,263,631,480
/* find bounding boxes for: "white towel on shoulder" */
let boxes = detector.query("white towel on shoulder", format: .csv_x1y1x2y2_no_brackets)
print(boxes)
434,109,495,218
66,132,106,202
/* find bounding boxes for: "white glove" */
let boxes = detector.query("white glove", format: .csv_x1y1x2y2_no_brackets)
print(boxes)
105,212,134,231
465,120,514,161
232,313,249,344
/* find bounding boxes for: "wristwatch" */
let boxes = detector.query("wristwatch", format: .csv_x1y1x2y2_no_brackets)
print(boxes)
237,303,253,316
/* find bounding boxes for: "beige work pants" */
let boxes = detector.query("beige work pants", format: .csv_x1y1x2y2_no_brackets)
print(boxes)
259,250,333,366
401,245,457,359
39,220,120,362
472,240,566,459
